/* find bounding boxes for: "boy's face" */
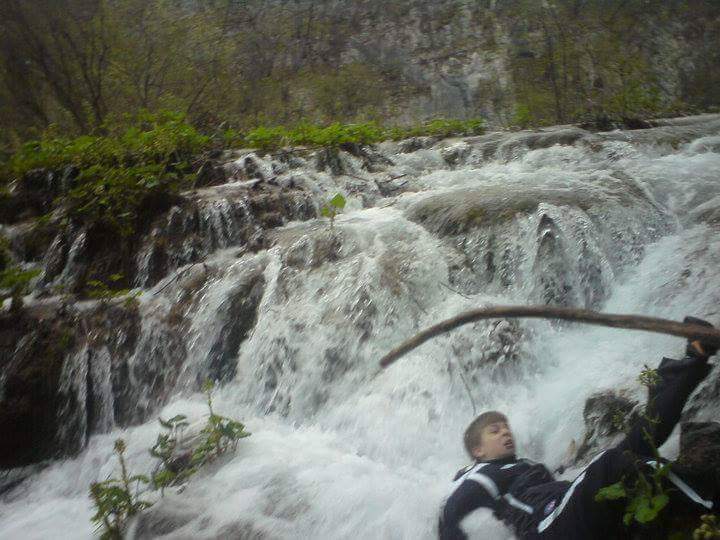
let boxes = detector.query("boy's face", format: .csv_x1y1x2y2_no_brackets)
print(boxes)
472,420,515,460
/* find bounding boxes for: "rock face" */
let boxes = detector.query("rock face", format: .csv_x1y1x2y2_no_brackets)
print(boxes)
0,300,147,469
556,390,640,471
677,422,720,480
0,304,79,468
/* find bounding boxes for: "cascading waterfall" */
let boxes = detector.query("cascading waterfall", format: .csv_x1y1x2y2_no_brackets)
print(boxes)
1,115,720,539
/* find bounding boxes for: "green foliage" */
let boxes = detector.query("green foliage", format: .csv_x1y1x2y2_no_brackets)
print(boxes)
4,112,210,238
86,274,141,304
595,461,671,526
148,381,250,496
89,439,152,540
513,104,533,129
245,126,288,153
240,119,484,154
0,266,41,295
694,514,720,539
321,193,346,228
638,366,660,389
150,414,191,494
385,118,485,141
191,380,251,467
595,364,672,529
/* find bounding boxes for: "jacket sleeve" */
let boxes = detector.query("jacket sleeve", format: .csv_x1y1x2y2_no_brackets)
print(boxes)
438,479,497,540
618,355,711,456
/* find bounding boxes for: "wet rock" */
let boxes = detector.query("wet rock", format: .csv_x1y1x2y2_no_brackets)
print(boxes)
572,390,639,466
533,214,573,307
204,266,266,383
440,142,471,166
0,305,79,468
451,319,524,382
0,461,50,496
397,136,437,153
129,495,200,539
134,183,316,288
677,422,720,475
194,158,228,188
321,346,352,383
314,147,345,175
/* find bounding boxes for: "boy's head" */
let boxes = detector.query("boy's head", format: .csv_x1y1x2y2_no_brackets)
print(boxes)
464,411,515,461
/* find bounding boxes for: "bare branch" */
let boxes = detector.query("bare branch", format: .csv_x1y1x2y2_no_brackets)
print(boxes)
379,305,720,368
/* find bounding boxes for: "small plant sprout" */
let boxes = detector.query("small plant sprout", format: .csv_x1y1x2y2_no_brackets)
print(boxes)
321,193,346,228
638,366,660,389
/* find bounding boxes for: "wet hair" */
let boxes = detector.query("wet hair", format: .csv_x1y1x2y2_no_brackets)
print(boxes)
463,411,508,458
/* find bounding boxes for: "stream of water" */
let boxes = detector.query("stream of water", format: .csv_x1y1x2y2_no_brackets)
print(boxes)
2,117,720,539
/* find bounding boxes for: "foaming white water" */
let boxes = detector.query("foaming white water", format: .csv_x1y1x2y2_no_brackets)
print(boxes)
2,120,720,539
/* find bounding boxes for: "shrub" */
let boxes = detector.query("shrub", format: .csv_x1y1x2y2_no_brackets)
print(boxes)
89,439,152,540
3,112,210,238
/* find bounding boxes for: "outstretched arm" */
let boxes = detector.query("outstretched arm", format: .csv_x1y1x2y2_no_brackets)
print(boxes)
618,317,717,456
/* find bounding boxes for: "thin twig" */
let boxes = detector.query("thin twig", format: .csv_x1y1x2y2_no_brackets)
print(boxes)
379,305,720,368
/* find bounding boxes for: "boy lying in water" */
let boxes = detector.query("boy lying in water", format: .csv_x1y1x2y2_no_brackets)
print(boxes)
439,317,718,539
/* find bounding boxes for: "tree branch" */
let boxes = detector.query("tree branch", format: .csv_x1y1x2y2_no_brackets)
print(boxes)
379,305,720,368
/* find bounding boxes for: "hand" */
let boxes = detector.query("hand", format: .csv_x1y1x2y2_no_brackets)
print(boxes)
683,316,719,359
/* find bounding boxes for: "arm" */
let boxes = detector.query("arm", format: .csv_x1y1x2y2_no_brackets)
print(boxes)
618,317,717,456
439,479,498,540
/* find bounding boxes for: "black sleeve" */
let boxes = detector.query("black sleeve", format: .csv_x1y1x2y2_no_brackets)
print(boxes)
438,479,497,540
617,355,711,457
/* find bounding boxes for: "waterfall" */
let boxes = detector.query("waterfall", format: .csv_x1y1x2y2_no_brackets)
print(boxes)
1,115,720,539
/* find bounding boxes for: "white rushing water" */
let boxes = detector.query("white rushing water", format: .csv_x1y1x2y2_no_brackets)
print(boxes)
2,117,720,539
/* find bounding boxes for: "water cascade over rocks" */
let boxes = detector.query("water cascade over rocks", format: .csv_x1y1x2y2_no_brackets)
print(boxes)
2,115,720,539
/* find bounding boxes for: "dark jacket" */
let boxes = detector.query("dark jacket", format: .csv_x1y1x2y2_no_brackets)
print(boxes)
439,455,569,539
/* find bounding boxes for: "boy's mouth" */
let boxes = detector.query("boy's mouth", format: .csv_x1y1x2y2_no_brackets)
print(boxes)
504,439,515,450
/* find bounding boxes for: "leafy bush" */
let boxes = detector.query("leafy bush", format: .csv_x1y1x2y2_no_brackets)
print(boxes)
3,112,210,238
513,104,533,129
595,464,671,526
245,126,288,153
239,118,484,153
89,439,152,540
148,380,250,495
150,414,191,494
191,380,251,466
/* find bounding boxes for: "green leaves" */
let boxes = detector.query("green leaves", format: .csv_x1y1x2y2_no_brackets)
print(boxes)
0,266,40,293
4,111,210,238
85,274,142,303
89,439,151,539
147,382,251,499
595,462,673,527
321,193,346,227
595,481,626,501
234,119,485,154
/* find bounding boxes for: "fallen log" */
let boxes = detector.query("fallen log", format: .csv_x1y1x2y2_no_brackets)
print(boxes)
379,305,720,368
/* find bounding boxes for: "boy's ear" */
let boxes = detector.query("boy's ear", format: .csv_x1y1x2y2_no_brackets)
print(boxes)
471,445,485,460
